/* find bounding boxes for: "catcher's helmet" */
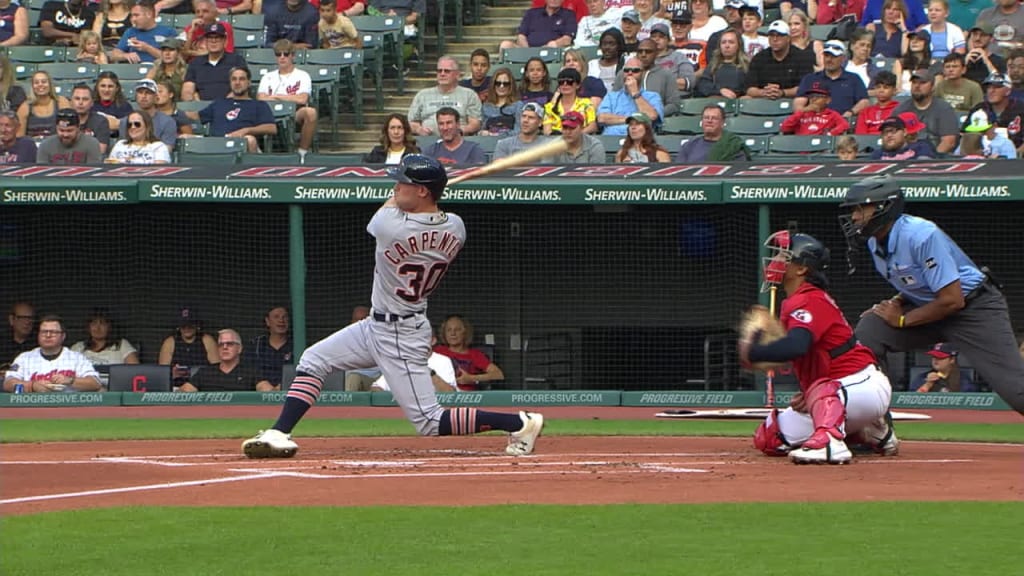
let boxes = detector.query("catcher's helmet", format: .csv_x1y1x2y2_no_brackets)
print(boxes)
387,154,448,200
838,175,904,243
762,231,830,291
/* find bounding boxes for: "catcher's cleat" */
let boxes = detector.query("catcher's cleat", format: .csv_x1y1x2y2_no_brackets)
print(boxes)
790,434,852,465
852,412,900,456
242,429,299,459
506,411,544,456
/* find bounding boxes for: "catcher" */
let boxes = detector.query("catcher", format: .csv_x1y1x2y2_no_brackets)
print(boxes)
739,231,897,464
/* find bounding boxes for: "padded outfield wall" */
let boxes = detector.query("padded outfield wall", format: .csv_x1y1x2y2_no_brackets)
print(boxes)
2,160,1021,392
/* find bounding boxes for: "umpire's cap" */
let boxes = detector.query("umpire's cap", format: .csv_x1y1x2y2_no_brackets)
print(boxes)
388,154,448,200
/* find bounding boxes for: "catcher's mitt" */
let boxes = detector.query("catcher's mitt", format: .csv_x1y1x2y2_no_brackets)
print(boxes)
737,305,788,371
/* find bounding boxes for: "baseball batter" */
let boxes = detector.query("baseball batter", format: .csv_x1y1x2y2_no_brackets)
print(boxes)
741,231,896,464
243,155,544,458
3,316,101,393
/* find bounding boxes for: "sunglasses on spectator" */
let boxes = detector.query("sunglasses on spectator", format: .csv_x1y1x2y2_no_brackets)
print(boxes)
623,67,642,73
275,51,292,57
39,330,64,336
436,68,455,74
493,80,512,86
557,78,577,85
128,121,143,128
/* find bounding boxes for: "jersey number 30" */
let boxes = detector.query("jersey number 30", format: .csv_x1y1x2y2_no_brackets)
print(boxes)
396,262,449,302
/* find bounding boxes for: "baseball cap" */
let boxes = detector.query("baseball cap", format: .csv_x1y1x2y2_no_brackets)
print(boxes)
822,40,846,57
650,22,671,37
725,0,746,9
160,37,183,50
622,9,640,23
884,112,924,134
738,5,761,18
670,10,693,24
522,101,544,117
964,107,997,133
767,20,790,36
925,342,958,359
177,306,200,327
561,111,585,129
910,68,935,83
56,108,79,127
982,72,1012,88
907,28,931,43
204,22,228,36
805,82,830,97
135,78,158,93
969,22,995,36
626,111,652,125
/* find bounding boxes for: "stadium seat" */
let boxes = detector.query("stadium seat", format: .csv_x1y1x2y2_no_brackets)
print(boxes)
350,15,407,93
243,48,286,66
305,49,365,140
361,32,386,111
871,56,898,73
229,13,265,31
10,61,36,80
679,96,737,117
39,62,99,83
737,98,795,117
577,45,601,63
726,115,784,136
740,136,770,155
6,45,67,64
464,135,500,161
98,63,154,83
501,47,563,65
660,115,703,135
265,100,298,153
233,28,266,50
597,134,626,160
176,137,248,164
767,134,835,155
656,134,690,155
810,24,835,41
848,133,882,154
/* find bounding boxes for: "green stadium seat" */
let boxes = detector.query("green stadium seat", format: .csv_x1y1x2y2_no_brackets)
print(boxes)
305,48,365,141
11,61,37,80
38,62,99,83
98,63,154,83
230,13,265,30
176,137,248,164
464,135,500,161
501,47,563,65
871,56,898,73
6,45,67,64
767,134,835,155
726,115,784,136
656,134,691,155
679,97,737,117
361,32,386,111
810,25,835,41
576,45,601,63
660,115,703,135
265,100,298,153
737,98,795,117
243,48,285,66
740,135,770,155
597,134,626,159
846,134,882,154
233,28,266,50
350,15,407,93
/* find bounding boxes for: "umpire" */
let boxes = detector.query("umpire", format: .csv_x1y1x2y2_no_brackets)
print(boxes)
839,175,1024,415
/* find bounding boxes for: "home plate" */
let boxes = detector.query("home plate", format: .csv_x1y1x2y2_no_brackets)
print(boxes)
655,408,931,421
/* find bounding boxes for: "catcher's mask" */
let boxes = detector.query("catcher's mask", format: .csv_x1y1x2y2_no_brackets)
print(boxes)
762,230,831,292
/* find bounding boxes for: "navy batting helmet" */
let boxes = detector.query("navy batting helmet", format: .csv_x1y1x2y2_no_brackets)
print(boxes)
388,154,448,200
839,175,904,244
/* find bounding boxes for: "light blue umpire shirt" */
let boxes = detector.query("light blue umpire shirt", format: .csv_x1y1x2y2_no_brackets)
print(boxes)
867,214,985,306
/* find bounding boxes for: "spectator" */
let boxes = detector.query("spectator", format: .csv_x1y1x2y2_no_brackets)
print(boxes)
364,113,419,162
70,309,140,384
372,335,457,392
672,10,709,73
257,39,318,159
744,20,816,99
739,6,769,57
93,0,132,49
155,79,195,136
935,52,983,111
708,0,745,56
367,0,424,54
108,109,172,163
147,38,188,101
1,54,28,111
575,0,624,47
963,23,1006,84
245,305,293,388
856,70,900,133
862,0,927,32
551,110,605,162
919,0,965,59
615,112,670,162
266,0,319,49
631,0,669,41
1006,49,1024,98
911,343,975,392
330,0,367,19
650,22,696,94
434,314,504,392
696,28,749,98
318,0,362,48
562,48,607,108
0,0,28,47
781,84,851,134
620,9,641,53
960,72,1024,152
181,23,249,101
421,106,485,165
158,306,218,388
182,0,235,59
957,106,1016,157
896,29,934,94
689,0,728,43
868,0,910,58
3,315,101,393
795,40,870,116
120,78,178,149
0,302,35,377
974,0,1024,57
836,134,861,159
73,30,109,64
622,37,679,117
407,56,482,136
217,0,253,16
788,9,824,69
181,328,274,392
893,67,960,152
17,71,72,139
494,102,550,159
37,108,103,163
39,0,97,46
111,1,177,63
870,111,937,158
0,111,37,163
69,83,112,154
458,48,492,102
499,0,577,50
479,67,523,136
589,27,626,91
519,56,554,106
598,56,664,135
544,68,597,134
818,0,866,24
845,29,879,90
92,71,135,131
191,67,276,152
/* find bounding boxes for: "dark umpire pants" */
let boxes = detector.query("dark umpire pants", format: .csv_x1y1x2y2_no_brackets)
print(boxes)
855,284,1024,416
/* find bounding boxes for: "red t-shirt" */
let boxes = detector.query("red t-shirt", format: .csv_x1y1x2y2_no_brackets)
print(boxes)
780,108,850,136
780,283,877,391
854,100,898,134
433,345,492,391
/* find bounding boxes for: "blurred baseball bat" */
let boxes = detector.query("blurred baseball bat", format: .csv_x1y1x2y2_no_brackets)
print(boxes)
765,285,778,408
447,138,569,186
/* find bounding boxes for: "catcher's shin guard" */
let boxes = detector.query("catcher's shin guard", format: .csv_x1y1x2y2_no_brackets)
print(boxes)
803,378,846,449
753,408,792,456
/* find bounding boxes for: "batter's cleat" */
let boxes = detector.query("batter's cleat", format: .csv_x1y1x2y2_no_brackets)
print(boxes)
242,429,299,459
790,434,852,465
506,411,544,456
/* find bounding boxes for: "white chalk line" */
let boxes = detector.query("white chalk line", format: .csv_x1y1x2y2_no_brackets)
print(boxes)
0,472,282,505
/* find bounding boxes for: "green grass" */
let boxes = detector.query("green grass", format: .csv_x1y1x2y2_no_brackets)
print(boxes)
4,503,1020,575
1,417,1022,443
